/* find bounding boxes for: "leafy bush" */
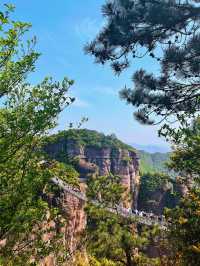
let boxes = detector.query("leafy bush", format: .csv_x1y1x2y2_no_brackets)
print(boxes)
50,161,79,187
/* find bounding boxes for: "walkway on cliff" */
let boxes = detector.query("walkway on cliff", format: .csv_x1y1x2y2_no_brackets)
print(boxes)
51,177,168,230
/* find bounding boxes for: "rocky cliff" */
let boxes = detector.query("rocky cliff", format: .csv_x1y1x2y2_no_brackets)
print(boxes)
40,129,183,264
38,184,86,266
41,129,140,265
44,129,140,209
138,173,181,215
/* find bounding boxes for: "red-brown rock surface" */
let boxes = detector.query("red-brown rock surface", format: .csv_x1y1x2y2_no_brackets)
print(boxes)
45,138,140,209
42,132,140,264
40,188,86,266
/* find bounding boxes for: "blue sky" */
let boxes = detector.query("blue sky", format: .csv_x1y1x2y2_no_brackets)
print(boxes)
11,0,170,151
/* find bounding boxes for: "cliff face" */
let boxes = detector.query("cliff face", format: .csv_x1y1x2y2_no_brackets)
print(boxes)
40,185,86,266
138,176,181,215
44,137,140,209
41,130,181,264
53,188,86,253
138,184,174,215
42,130,140,265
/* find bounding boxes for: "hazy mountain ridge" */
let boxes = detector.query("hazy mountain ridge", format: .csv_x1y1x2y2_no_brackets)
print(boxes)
130,143,171,153
138,150,170,174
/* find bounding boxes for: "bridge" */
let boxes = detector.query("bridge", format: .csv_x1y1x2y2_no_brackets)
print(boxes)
51,177,168,230
65,152,140,161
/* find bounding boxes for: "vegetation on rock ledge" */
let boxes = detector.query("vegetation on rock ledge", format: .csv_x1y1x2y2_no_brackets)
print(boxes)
44,129,136,152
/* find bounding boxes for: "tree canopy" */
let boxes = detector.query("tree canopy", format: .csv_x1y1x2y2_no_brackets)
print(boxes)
85,0,200,126
162,118,200,265
85,175,160,266
0,4,77,264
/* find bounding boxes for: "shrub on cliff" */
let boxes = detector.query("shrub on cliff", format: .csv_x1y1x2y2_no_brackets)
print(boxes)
74,253,117,266
49,161,79,187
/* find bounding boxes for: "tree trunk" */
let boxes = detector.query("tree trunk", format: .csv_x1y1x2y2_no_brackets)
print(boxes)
125,250,137,266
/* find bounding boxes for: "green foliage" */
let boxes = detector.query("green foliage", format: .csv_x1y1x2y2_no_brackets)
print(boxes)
163,118,200,265
45,129,136,151
86,175,126,208
168,117,200,179
50,161,79,187
85,0,200,128
138,172,177,213
166,189,200,266
139,151,169,175
85,175,156,266
0,3,76,265
141,172,169,194
74,254,118,266
90,257,118,266
0,4,39,98
85,1,200,264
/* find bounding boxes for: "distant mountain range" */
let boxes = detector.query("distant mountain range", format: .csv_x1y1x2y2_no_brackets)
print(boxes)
129,144,171,174
130,143,171,153
138,150,170,174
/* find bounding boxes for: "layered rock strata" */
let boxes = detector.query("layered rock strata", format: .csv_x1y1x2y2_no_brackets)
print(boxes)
44,138,140,209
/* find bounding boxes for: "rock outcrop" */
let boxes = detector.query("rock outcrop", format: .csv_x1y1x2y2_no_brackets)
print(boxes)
40,184,86,266
41,130,140,265
138,177,182,215
44,135,140,209
138,183,174,215
51,187,86,253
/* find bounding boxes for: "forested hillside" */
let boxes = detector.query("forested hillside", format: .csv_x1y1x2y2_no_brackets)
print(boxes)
45,129,136,152
138,150,170,174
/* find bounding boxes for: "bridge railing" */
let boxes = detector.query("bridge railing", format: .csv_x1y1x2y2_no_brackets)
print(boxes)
50,177,168,229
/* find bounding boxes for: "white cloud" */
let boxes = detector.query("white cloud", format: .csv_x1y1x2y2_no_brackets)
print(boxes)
72,98,90,108
93,86,118,96
75,17,105,42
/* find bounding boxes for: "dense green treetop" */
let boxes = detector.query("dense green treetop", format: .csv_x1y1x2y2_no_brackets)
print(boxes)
169,117,200,179
44,129,136,152
86,175,159,266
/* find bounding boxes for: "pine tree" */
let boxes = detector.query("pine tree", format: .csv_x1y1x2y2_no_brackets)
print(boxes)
85,0,200,126
85,175,159,266
163,118,200,265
